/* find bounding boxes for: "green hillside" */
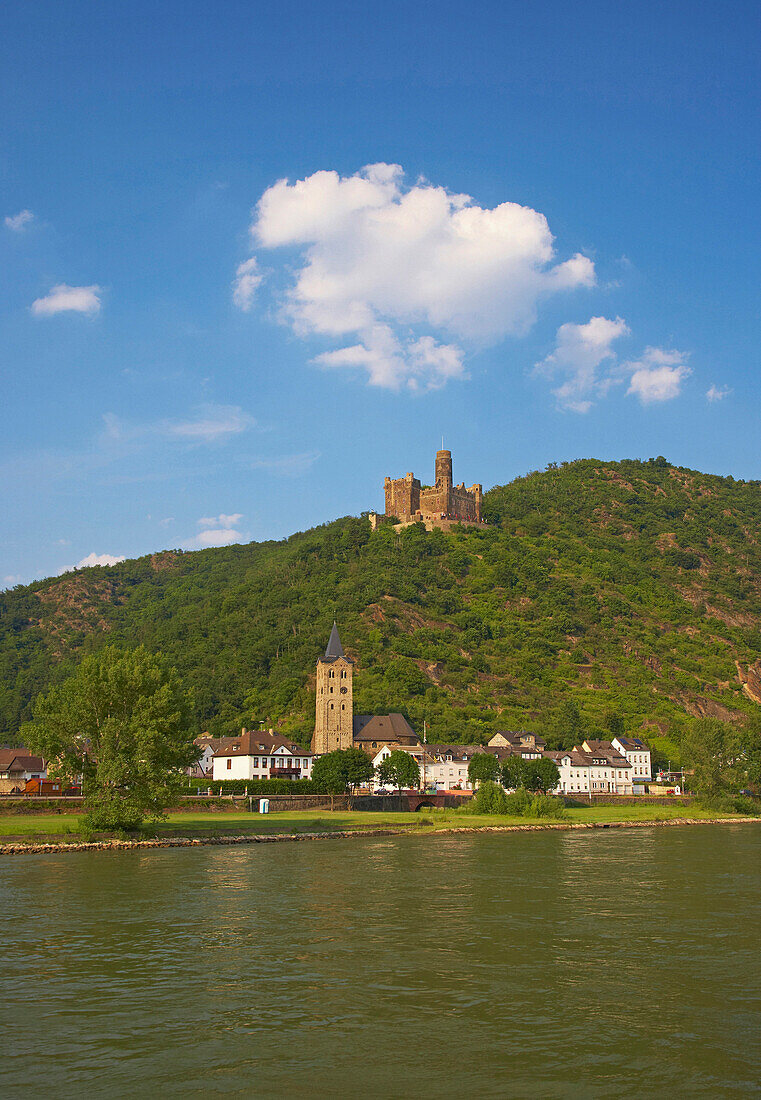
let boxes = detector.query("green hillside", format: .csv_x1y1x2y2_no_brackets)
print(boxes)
2,457,761,765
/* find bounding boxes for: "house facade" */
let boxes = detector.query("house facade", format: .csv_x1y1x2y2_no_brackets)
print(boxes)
212,730,313,782
0,749,46,794
612,736,653,789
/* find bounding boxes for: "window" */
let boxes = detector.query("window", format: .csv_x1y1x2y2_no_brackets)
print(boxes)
227,759,231,770
253,757,259,767
330,703,334,710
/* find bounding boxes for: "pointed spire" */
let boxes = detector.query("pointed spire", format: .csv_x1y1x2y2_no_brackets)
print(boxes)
325,621,344,659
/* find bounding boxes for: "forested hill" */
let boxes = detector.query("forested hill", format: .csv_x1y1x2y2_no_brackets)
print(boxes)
2,457,761,764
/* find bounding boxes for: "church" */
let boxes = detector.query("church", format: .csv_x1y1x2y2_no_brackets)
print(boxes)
311,623,421,757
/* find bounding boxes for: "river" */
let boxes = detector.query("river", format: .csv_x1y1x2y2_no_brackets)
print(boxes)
2,824,760,1098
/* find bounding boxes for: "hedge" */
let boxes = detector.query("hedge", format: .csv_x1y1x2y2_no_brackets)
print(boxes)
182,778,322,796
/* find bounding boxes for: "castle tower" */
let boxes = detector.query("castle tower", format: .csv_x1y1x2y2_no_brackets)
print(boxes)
312,622,354,755
435,449,453,487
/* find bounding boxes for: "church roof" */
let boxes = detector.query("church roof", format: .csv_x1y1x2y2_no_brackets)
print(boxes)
353,714,420,745
320,621,353,663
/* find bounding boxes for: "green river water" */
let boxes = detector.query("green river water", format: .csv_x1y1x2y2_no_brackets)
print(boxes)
2,824,760,1098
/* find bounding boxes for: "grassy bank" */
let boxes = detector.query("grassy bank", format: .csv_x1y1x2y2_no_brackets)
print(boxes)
0,803,755,844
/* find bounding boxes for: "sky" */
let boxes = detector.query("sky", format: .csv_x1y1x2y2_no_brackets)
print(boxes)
2,0,760,586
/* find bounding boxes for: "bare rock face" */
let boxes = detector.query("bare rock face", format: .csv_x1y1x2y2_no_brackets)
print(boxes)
679,694,743,722
735,661,761,705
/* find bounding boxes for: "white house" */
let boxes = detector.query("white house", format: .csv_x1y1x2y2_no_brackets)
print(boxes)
580,740,634,794
212,730,313,782
188,734,227,778
371,743,427,790
612,736,652,789
547,750,592,795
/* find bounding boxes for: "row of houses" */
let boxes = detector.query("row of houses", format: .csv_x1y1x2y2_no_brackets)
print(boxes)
193,725,652,796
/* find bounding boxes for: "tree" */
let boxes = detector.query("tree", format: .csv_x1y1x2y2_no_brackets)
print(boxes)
522,756,561,793
310,748,374,806
376,750,420,792
467,752,501,788
501,755,527,790
22,645,196,832
681,718,744,798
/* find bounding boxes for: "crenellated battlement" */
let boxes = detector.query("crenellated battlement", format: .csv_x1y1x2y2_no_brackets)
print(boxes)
382,448,486,530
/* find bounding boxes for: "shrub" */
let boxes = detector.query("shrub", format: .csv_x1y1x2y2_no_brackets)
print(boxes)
471,781,509,814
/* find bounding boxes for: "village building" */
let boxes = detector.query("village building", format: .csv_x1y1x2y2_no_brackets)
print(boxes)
612,736,652,789
188,734,227,778
211,730,313,782
373,448,486,532
487,731,546,758
312,623,423,758
421,743,483,790
0,748,46,795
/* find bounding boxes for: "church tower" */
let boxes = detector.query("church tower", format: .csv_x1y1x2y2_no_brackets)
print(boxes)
312,622,354,755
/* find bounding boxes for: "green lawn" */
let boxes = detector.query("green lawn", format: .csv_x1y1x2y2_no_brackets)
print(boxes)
0,802,754,843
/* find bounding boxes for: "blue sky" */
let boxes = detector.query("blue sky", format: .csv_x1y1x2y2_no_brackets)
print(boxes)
2,0,759,586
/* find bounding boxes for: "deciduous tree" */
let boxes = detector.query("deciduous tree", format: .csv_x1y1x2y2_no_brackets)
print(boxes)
376,750,420,793
23,645,196,832
467,752,501,787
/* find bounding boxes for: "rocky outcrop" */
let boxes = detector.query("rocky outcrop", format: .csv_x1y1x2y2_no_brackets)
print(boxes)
736,660,761,705
678,694,743,722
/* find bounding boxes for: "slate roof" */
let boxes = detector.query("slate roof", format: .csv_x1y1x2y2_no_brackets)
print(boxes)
320,622,354,664
0,749,45,774
615,736,649,750
212,731,312,758
352,714,420,744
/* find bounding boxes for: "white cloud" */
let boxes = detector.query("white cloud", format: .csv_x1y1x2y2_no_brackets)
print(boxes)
625,348,691,404
185,513,244,549
3,574,22,587
239,163,595,390
314,324,465,391
159,517,175,527
103,404,255,445
31,284,101,316
232,257,263,311
198,512,243,528
535,316,629,412
5,209,34,232
76,553,126,569
706,384,731,403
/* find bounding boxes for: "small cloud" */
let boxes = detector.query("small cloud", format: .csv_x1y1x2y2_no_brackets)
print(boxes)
103,404,255,446
5,209,34,232
185,513,244,549
535,316,629,412
232,257,263,312
76,553,126,569
315,324,466,392
167,406,255,442
198,512,243,529
159,517,175,527
31,284,101,316
58,552,126,575
55,538,71,547
625,347,691,405
706,384,731,403
3,574,22,587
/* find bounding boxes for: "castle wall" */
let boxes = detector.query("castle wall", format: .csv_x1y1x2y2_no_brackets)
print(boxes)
384,474,420,520
382,450,485,529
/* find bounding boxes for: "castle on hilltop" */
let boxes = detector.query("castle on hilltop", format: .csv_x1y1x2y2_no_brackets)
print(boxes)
375,448,485,532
